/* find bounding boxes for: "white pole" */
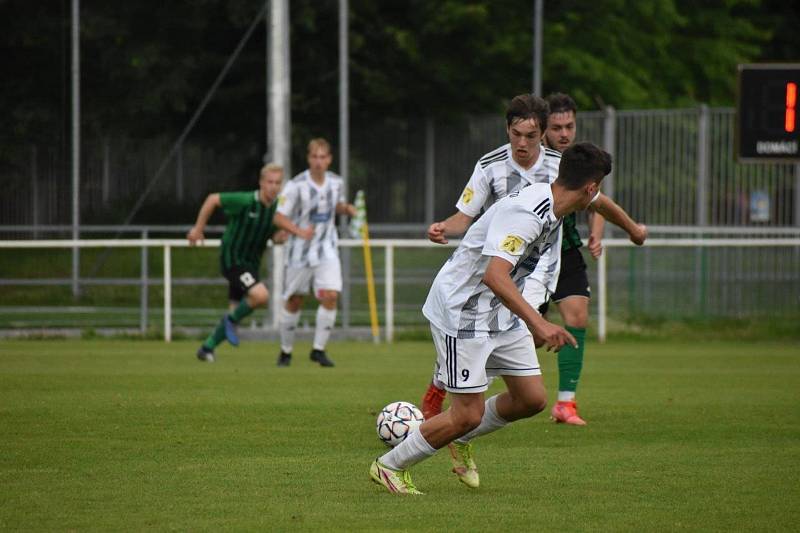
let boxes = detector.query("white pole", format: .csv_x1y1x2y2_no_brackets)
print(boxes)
71,0,80,297
163,245,172,342
597,247,607,343
532,0,543,95
272,245,284,330
268,0,291,172
385,244,394,342
339,0,352,329
339,0,349,198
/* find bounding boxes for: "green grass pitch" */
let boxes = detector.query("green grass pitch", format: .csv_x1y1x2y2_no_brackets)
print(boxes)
1,338,798,531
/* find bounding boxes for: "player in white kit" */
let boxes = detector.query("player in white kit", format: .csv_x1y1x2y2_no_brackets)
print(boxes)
369,142,612,494
422,94,647,420
276,138,356,368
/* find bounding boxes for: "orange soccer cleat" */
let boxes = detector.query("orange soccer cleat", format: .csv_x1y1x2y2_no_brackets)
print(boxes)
550,401,587,426
421,382,447,419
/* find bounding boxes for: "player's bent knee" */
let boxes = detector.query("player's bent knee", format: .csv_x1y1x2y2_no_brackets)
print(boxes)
248,285,269,307
317,290,339,309
568,314,588,329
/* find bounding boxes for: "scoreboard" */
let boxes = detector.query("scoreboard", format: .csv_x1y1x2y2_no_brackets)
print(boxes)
736,64,800,162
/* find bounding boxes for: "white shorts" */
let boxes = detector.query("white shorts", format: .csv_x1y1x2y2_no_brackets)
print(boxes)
430,324,541,393
282,258,342,300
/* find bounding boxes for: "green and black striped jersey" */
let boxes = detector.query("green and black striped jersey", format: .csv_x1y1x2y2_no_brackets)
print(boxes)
219,191,278,272
561,212,583,251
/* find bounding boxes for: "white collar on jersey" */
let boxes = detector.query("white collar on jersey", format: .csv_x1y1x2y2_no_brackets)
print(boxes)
306,169,328,188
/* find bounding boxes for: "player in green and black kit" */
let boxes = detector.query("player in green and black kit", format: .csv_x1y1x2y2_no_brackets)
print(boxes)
187,163,313,362
543,93,648,423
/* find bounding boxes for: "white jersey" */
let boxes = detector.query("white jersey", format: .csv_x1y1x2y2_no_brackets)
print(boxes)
455,143,561,216
455,143,563,293
423,183,562,339
278,170,345,267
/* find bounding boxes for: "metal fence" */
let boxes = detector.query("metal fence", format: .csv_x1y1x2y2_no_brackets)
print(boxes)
3,107,799,236
1,107,799,330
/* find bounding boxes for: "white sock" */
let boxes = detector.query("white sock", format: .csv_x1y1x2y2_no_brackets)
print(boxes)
379,428,437,471
313,306,337,351
279,307,301,354
557,391,576,402
454,395,508,444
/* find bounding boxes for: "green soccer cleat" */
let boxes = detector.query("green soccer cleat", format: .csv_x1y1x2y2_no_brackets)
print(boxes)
369,460,423,495
449,441,479,488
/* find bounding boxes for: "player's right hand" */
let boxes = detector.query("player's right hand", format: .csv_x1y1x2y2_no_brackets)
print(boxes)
630,223,648,246
534,321,577,352
187,227,204,245
427,222,448,244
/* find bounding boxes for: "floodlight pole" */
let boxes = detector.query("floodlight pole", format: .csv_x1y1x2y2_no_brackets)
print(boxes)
339,0,349,200
268,0,291,172
268,0,291,329
71,0,80,297
532,0,543,96
339,0,352,329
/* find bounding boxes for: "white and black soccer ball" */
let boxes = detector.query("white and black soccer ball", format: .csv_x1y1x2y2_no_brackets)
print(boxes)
376,401,425,447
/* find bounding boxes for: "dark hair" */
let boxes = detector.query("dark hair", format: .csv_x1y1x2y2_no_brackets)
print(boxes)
505,94,549,131
556,142,612,190
546,92,577,116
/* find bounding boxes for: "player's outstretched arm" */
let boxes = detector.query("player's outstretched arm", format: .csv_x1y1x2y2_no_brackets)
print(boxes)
427,211,474,244
483,257,577,352
187,193,221,245
273,212,314,240
335,202,357,217
590,194,647,245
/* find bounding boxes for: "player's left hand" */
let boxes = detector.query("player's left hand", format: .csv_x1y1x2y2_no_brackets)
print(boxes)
587,235,603,258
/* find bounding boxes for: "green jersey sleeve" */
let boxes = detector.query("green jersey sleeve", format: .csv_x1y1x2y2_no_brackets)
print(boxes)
219,191,256,217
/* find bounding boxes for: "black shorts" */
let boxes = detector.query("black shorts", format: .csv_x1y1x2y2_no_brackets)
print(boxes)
553,247,591,301
223,266,260,302
539,247,590,315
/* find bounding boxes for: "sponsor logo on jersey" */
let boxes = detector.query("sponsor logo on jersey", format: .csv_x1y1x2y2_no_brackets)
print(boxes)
310,211,332,223
278,195,286,205
499,235,525,255
461,187,474,205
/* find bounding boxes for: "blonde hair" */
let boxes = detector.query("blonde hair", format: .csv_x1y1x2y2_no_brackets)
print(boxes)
307,138,331,155
260,162,283,177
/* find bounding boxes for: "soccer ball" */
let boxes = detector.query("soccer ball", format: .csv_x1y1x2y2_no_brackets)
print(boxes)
376,401,425,447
